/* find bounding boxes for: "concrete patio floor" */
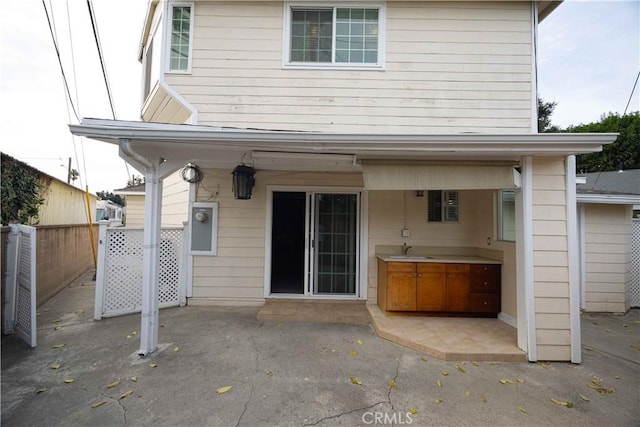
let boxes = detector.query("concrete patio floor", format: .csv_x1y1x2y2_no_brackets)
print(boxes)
2,270,639,426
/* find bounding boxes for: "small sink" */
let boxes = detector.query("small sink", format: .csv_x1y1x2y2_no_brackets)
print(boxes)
388,255,433,260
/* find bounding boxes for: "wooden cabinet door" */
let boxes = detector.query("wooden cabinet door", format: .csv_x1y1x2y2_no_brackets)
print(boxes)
387,271,416,311
416,264,445,311
445,271,470,311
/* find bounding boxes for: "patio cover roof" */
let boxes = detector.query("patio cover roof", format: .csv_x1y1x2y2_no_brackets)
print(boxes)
69,118,618,170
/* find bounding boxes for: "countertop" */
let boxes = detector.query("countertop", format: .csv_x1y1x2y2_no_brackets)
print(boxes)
376,254,502,265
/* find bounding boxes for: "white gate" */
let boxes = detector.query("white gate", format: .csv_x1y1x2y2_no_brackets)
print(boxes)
95,226,186,319
631,219,640,307
3,224,37,347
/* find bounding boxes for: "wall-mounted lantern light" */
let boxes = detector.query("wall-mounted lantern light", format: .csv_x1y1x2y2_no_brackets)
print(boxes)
231,165,256,200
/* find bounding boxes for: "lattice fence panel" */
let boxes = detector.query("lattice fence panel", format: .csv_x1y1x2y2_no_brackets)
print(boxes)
101,228,183,317
631,219,640,307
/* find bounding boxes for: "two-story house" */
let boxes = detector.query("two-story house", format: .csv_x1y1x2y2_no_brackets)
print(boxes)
70,0,617,361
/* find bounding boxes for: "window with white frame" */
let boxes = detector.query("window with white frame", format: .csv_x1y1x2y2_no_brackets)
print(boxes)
168,3,194,72
427,190,459,222
498,190,516,241
285,3,384,67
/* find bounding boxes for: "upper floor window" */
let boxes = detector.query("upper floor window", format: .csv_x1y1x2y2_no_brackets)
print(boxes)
428,190,459,222
284,3,385,68
169,3,194,72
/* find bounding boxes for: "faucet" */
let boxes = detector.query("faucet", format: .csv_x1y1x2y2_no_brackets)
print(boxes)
402,242,413,256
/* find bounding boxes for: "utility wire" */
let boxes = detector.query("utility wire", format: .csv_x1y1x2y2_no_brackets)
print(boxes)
41,0,79,122
621,70,640,119
86,0,117,120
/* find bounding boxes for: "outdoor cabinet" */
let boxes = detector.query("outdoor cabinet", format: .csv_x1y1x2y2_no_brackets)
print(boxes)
377,260,500,316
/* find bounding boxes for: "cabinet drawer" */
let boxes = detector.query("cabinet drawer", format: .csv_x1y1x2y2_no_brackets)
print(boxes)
387,262,416,272
470,275,499,293
471,264,501,275
446,263,470,273
468,294,499,313
417,263,446,273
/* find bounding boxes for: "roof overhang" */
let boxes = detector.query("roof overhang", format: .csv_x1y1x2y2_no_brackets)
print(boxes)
576,193,640,205
69,118,618,171
538,1,563,22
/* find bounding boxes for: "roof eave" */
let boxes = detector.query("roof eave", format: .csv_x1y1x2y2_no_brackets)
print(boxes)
576,193,640,205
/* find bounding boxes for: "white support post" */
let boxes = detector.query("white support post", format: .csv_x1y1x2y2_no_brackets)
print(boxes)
3,226,20,333
139,172,163,356
566,155,582,363
94,224,109,320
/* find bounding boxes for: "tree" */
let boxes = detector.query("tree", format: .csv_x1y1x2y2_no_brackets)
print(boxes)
573,112,640,173
127,175,145,187
96,191,125,207
538,98,560,133
1,154,45,225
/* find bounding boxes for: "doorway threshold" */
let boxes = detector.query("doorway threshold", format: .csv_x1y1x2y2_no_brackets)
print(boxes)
368,305,527,362
257,299,371,324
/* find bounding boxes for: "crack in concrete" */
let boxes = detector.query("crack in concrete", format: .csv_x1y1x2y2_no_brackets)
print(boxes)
234,321,263,427
387,352,403,412
303,401,388,427
235,382,254,427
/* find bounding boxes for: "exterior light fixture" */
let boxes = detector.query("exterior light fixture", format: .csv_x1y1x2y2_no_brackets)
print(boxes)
231,165,256,200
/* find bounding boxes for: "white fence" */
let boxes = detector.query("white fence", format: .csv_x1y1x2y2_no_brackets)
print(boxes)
631,219,640,308
95,226,186,319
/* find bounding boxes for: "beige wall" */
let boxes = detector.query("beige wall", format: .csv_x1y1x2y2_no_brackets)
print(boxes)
37,179,97,226
166,1,533,133
531,157,571,361
124,195,146,227
190,168,362,305
162,171,190,227
582,203,632,313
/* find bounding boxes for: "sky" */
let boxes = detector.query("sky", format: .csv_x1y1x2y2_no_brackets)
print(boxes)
1,0,639,193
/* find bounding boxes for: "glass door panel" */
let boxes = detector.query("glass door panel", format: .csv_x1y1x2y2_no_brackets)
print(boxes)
313,193,358,295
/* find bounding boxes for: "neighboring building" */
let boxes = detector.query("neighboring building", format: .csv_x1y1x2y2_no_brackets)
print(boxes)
71,0,618,361
114,183,146,227
1,152,96,225
96,200,124,226
576,169,640,312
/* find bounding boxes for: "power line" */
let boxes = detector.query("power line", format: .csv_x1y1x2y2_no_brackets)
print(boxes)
621,70,640,118
41,0,79,122
86,0,117,120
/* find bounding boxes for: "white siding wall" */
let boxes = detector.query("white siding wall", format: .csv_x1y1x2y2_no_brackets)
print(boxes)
583,204,632,313
162,171,190,226
37,179,96,226
531,157,571,361
190,169,363,305
124,195,146,227
166,0,533,133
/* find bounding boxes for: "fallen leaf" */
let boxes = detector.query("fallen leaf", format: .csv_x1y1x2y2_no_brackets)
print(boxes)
579,394,590,401
621,324,628,328
435,398,443,404
348,349,358,356
173,346,180,352
216,385,232,394
91,401,107,408
592,322,599,325
51,319,63,324
388,380,397,388
550,398,573,408
615,375,620,379
465,390,471,396
441,371,449,376
350,375,362,385
605,329,611,333
64,379,74,384
421,356,428,362
50,363,61,370
149,363,158,368
518,406,527,413
130,376,138,382
454,365,466,373
471,361,479,366
265,371,272,377
584,346,593,351
357,339,364,346
160,323,166,328
75,309,85,314
480,395,488,403
54,326,62,331
107,380,120,389
126,335,132,339
277,323,283,328
51,343,65,349
131,331,137,336
119,390,133,400
591,378,602,386
409,408,417,415
499,379,515,384
436,380,442,387
517,379,526,384
36,387,47,394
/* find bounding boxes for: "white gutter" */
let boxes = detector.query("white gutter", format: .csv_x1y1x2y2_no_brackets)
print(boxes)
576,193,640,205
